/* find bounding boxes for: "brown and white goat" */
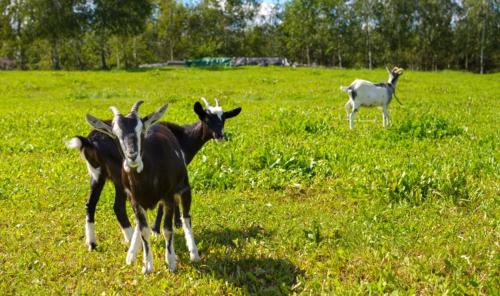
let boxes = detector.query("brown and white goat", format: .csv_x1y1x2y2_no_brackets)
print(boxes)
84,101,197,273
67,99,241,251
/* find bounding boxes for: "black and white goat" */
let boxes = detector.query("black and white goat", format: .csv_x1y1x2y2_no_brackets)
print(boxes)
151,98,241,233
67,99,241,251
341,67,404,129
82,101,196,273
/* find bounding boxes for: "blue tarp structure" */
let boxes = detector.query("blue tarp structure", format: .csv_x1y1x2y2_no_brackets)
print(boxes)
186,57,232,67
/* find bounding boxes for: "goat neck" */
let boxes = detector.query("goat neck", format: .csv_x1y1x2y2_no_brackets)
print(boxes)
181,121,213,164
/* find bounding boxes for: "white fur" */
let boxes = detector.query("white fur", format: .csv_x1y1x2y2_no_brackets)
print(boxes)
69,139,101,180
85,162,101,181
126,208,153,273
207,106,223,120
346,80,389,106
66,137,82,150
123,158,143,173
163,228,176,271
85,222,96,250
181,217,200,261
342,79,393,129
121,227,134,243
201,97,223,119
134,120,143,173
140,226,154,274
126,225,141,264
115,118,144,173
175,150,187,166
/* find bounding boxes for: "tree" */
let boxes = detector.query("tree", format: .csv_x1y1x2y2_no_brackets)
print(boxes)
157,0,187,61
1,0,36,69
92,0,152,69
33,0,88,70
282,0,321,65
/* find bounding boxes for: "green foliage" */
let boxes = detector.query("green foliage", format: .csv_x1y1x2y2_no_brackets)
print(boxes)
390,116,464,140
0,0,499,71
0,68,498,294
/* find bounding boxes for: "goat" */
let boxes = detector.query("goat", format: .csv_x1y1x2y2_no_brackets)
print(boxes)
151,98,241,234
341,66,404,129
82,101,196,273
67,99,241,251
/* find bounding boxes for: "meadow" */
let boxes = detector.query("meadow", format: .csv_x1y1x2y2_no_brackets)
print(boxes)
0,67,498,295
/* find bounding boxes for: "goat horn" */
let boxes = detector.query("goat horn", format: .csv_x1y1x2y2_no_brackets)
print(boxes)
110,106,121,116
131,100,144,113
201,97,211,108
214,98,220,107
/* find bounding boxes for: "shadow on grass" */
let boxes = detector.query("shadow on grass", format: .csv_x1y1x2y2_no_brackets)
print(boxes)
193,226,302,294
202,256,302,295
196,225,271,247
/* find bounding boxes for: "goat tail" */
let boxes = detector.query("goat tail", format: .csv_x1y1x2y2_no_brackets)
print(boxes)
66,136,92,151
340,85,350,93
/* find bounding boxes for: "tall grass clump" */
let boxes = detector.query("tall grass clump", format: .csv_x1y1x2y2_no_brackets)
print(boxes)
383,167,476,205
386,116,464,140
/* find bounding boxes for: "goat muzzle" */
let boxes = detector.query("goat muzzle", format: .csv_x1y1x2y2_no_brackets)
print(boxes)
124,158,144,173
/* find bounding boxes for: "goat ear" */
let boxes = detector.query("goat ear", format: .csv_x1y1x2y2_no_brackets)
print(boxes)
143,103,168,129
224,107,242,119
194,102,206,120
86,114,115,138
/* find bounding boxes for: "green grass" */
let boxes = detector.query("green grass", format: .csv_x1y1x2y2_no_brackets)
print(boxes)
0,67,498,294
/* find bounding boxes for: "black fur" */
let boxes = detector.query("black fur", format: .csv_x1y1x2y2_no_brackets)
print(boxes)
72,102,241,247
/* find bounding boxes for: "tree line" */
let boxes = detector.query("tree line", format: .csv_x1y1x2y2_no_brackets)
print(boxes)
0,0,498,73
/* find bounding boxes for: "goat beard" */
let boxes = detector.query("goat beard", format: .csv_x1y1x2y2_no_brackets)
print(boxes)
123,159,144,173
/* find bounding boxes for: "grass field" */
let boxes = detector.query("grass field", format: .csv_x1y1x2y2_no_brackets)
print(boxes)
0,67,498,295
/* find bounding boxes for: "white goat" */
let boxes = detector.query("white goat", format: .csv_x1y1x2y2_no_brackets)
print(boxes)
341,67,404,129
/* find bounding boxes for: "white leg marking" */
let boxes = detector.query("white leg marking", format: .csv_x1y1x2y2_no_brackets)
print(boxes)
85,221,96,251
121,226,133,243
140,226,154,274
126,225,141,264
349,111,355,129
85,162,101,181
163,228,176,271
382,105,388,127
181,217,200,262
345,101,351,120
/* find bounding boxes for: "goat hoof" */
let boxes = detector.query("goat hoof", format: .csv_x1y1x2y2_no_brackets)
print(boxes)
166,254,176,272
151,230,160,238
126,253,136,265
142,263,154,274
190,252,200,262
88,242,97,251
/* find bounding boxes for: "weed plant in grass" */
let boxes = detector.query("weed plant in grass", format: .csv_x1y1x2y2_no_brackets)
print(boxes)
0,67,498,294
